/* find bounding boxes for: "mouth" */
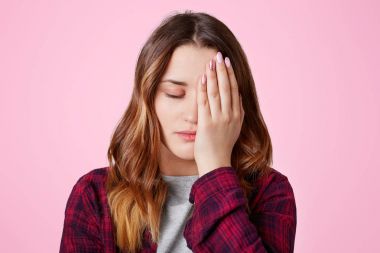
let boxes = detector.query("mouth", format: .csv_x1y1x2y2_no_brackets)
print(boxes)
176,131,196,141
176,131,197,135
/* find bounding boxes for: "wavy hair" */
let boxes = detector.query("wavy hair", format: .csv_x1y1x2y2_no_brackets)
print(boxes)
105,10,273,253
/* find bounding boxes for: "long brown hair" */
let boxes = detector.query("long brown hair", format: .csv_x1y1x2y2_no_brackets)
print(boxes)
106,10,273,253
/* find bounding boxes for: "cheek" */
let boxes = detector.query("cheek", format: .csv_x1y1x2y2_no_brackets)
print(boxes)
155,95,176,129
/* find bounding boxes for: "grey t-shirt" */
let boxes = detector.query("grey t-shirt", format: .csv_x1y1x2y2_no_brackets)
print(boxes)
157,174,199,253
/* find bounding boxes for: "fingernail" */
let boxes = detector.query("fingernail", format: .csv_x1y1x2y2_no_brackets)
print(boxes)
225,57,231,68
201,74,206,85
217,52,223,63
209,59,214,71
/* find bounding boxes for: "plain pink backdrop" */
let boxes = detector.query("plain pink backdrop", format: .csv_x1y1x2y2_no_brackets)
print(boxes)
1,1,379,252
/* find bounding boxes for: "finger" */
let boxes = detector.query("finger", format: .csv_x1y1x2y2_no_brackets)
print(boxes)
240,94,245,125
224,57,240,118
215,52,232,117
206,58,221,120
197,73,211,125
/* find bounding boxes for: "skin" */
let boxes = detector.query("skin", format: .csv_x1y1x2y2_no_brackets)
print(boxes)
155,44,244,177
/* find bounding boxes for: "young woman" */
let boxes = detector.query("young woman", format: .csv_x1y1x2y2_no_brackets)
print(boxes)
60,11,297,253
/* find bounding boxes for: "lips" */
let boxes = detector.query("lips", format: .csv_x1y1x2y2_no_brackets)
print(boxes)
176,131,197,134
176,131,196,141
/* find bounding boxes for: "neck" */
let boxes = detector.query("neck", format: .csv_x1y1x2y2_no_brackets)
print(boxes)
158,143,198,176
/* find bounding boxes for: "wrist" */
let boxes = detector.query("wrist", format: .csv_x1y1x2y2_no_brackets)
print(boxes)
198,162,232,177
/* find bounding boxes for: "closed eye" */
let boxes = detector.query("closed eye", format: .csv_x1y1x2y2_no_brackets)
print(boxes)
165,94,183,99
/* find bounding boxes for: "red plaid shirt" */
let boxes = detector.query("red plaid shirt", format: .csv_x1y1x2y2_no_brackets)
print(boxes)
60,166,297,252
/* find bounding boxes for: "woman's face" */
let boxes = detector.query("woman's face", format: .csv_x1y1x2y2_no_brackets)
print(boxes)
155,44,218,161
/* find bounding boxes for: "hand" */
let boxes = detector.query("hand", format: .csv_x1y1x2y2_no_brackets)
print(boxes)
194,52,245,177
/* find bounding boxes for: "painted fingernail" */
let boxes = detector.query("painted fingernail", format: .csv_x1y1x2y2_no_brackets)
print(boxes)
209,59,214,71
217,52,223,63
225,57,231,68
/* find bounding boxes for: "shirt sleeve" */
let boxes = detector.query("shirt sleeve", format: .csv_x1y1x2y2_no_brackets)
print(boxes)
183,166,297,253
59,178,103,253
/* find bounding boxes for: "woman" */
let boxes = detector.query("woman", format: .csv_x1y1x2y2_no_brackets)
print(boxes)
60,10,297,253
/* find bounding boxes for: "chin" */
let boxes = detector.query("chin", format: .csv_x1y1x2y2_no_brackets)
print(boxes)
169,144,195,160
161,141,195,160
171,149,195,161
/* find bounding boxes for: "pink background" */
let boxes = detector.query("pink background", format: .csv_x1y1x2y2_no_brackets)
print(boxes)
1,1,379,252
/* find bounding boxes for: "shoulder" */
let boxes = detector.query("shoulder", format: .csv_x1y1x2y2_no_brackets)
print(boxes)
258,167,293,187
65,167,110,214
245,166,293,191
74,166,109,187
248,167,296,211
70,167,109,195
260,167,295,194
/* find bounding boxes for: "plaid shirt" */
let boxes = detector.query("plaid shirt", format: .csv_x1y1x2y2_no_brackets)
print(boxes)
60,166,297,253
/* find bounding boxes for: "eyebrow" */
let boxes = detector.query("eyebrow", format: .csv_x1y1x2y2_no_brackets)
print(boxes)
161,79,187,86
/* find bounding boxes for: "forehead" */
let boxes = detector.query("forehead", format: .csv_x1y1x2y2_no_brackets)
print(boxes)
161,45,218,86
